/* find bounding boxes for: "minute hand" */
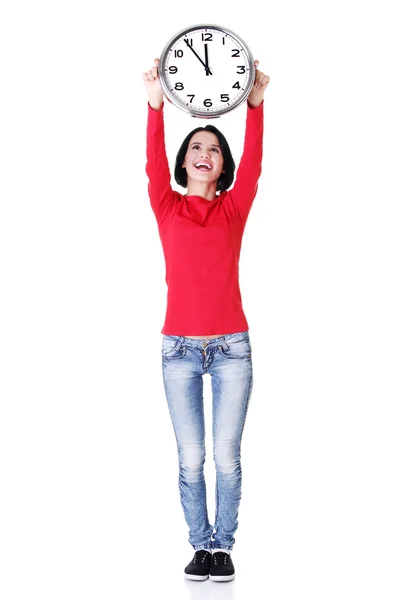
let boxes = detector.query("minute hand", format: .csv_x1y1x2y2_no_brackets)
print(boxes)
204,44,211,77
184,39,212,75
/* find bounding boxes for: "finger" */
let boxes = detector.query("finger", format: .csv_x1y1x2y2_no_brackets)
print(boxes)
254,59,259,68
154,58,160,66
260,74,270,87
257,71,269,87
254,72,263,88
255,66,263,80
151,66,158,79
145,70,155,81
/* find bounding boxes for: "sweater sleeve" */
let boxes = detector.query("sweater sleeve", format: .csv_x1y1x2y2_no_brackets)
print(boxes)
145,102,176,224
229,100,264,222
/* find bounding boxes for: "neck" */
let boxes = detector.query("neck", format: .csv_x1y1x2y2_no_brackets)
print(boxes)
186,180,218,201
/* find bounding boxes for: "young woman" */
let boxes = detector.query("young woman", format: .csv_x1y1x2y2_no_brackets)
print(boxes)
143,57,270,582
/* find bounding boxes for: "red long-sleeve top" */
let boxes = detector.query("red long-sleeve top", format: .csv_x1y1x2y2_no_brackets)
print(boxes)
146,101,264,336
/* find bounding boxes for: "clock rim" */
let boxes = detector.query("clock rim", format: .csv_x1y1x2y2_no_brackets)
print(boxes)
158,23,255,118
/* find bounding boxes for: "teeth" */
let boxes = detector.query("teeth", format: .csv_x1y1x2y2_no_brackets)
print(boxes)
195,162,212,170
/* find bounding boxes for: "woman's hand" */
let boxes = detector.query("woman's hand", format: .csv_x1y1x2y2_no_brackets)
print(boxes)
143,58,164,111
247,60,270,108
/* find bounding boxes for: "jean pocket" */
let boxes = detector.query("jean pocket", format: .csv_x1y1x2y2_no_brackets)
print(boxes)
161,339,187,360
219,339,252,360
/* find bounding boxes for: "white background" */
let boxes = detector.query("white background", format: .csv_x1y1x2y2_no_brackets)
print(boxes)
1,1,399,599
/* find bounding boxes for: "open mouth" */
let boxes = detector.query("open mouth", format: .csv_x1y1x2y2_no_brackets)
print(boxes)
194,162,212,171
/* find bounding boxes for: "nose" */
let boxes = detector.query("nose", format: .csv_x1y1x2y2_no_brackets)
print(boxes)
200,149,210,158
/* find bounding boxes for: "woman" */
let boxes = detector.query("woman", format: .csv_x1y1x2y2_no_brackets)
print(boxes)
143,57,270,582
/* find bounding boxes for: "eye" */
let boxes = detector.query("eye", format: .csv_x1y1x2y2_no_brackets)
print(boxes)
211,147,220,153
192,144,200,150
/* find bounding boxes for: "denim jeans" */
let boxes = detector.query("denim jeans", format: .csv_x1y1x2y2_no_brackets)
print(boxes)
161,330,253,551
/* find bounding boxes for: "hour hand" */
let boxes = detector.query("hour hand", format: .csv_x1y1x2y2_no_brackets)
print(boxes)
184,39,212,75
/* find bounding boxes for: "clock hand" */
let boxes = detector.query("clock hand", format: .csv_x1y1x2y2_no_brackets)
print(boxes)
204,44,211,76
184,39,212,75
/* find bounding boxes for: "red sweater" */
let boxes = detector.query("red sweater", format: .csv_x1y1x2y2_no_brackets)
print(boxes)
146,101,264,336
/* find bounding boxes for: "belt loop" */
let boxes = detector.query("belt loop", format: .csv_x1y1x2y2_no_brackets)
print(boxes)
221,335,229,351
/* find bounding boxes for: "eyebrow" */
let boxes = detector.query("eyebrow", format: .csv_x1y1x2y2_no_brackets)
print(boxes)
190,141,221,148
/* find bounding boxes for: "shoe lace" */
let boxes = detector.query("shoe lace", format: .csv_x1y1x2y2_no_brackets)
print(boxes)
213,551,228,565
193,550,209,564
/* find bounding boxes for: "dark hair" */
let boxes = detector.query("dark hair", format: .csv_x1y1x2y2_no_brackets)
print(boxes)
174,125,235,192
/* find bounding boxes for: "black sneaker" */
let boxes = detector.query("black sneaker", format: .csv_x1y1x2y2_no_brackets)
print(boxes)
209,551,235,582
184,550,211,581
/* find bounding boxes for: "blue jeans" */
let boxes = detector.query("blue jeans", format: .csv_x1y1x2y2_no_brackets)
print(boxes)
161,330,253,551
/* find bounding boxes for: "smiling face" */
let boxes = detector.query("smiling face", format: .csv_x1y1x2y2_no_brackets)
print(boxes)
182,131,224,186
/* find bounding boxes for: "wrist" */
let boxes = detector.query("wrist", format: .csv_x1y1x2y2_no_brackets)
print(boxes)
247,98,264,109
148,100,163,111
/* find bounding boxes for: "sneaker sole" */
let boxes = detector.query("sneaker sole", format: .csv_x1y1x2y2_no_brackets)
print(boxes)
184,573,209,581
209,574,235,582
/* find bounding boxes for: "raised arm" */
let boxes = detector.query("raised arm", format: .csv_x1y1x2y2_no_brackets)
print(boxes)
230,61,270,221
143,58,175,224
143,57,164,111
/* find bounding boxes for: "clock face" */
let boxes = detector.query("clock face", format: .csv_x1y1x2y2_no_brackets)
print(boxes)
159,24,255,117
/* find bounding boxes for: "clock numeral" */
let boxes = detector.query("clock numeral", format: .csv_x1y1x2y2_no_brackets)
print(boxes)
237,66,246,74
220,94,229,103
232,81,241,89
202,32,213,41
175,82,184,90
185,37,193,46
222,37,226,45
204,98,212,107
187,94,195,104
168,66,178,74
231,49,240,57
174,49,183,57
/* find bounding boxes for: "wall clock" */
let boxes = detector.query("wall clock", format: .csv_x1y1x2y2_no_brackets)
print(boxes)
158,24,255,118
